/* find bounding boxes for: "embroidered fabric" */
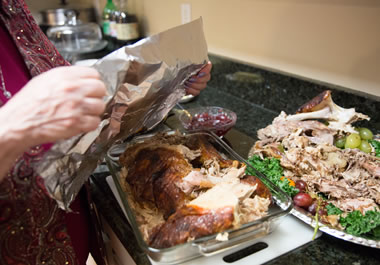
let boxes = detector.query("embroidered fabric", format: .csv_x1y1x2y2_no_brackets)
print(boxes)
0,65,12,99
0,1,104,264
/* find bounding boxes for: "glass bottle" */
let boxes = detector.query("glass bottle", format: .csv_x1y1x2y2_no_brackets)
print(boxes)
109,10,118,39
102,0,116,36
115,0,139,48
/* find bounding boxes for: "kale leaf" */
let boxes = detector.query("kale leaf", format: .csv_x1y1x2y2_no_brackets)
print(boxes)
326,203,343,215
246,155,299,197
368,139,380,157
339,210,380,239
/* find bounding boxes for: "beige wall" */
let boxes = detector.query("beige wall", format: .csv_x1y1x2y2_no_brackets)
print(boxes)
25,0,380,97
134,0,380,98
25,0,135,23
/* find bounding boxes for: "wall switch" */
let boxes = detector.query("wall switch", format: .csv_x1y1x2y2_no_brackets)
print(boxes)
181,3,191,24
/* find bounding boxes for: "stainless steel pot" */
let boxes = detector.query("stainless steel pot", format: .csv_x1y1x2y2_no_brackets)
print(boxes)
40,7,97,27
40,8,78,26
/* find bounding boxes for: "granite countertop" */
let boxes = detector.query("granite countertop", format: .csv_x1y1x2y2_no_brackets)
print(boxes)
90,55,380,264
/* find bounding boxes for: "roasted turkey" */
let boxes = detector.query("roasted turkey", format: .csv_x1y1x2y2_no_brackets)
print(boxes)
120,142,193,219
119,132,271,248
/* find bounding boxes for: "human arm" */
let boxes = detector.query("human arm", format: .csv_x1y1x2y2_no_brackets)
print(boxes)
0,66,106,181
184,61,212,96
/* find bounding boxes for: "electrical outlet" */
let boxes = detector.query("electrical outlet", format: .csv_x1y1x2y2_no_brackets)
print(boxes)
181,3,191,24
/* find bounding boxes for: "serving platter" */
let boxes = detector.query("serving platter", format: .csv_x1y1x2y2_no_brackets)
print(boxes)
245,90,380,250
290,206,380,249
243,153,380,249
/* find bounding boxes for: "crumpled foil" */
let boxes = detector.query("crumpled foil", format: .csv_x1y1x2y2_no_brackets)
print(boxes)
35,18,209,211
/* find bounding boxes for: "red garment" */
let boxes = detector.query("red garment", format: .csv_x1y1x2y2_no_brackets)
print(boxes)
0,22,30,105
0,1,100,264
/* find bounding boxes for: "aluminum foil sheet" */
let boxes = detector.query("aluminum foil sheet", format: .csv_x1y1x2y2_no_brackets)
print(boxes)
35,18,209,210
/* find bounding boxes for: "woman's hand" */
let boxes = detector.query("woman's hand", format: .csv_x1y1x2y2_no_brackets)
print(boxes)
0,66,106,148
184,61,212,96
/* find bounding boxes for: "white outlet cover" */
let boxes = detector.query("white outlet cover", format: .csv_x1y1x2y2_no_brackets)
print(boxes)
181,3,192,24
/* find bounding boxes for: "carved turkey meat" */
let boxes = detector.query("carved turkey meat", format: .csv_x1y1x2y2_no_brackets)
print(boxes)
119,132,271,248
250,90,380,218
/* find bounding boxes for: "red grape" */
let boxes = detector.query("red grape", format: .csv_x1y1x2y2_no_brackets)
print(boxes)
293,193,313,208
318,208,327,217
295,180,307,193
307,200,318,215
307,200,327,216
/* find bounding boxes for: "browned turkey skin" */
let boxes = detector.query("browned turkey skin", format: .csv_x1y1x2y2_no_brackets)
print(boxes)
119,133,271,249
185,134,234,168
241,175,272,201
120,144,192,219
149,205,234,249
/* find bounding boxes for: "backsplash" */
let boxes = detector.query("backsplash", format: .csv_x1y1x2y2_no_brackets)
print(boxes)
207,54,380,133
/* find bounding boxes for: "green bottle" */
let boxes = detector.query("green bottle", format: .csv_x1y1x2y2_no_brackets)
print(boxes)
102,0,116,36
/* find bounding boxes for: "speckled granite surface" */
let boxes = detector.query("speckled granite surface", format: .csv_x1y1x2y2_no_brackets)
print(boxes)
205,54,380,137
90,55,380,265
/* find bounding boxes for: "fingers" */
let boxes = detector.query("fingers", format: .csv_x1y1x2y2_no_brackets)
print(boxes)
80,97,106,116
58,114,102,136
6,66,109,146
185,79,208,95
188,71,211,84
185,82,207,96
185,86,202,96
78,115,102,133
55,66,102,80
194,61,212,82
54,67,106,132
185,61,212,96
74,78,107,98
200,61,212,76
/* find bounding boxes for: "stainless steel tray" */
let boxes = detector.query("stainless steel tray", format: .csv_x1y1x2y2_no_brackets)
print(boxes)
105,131,293,264
291,207,380,249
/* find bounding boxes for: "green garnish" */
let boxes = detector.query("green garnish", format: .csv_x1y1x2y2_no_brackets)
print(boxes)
368,139,380,157
317,192,329,200
326,203,343,216
277,144,285,153
246,152,380,240
339,210,380,239
246,155,299,196
312,199,322,240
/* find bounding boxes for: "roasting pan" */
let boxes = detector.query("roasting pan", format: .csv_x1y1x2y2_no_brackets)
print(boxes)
105,131,293,264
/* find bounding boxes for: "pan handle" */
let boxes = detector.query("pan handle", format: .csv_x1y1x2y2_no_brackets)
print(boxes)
193,222,270,256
